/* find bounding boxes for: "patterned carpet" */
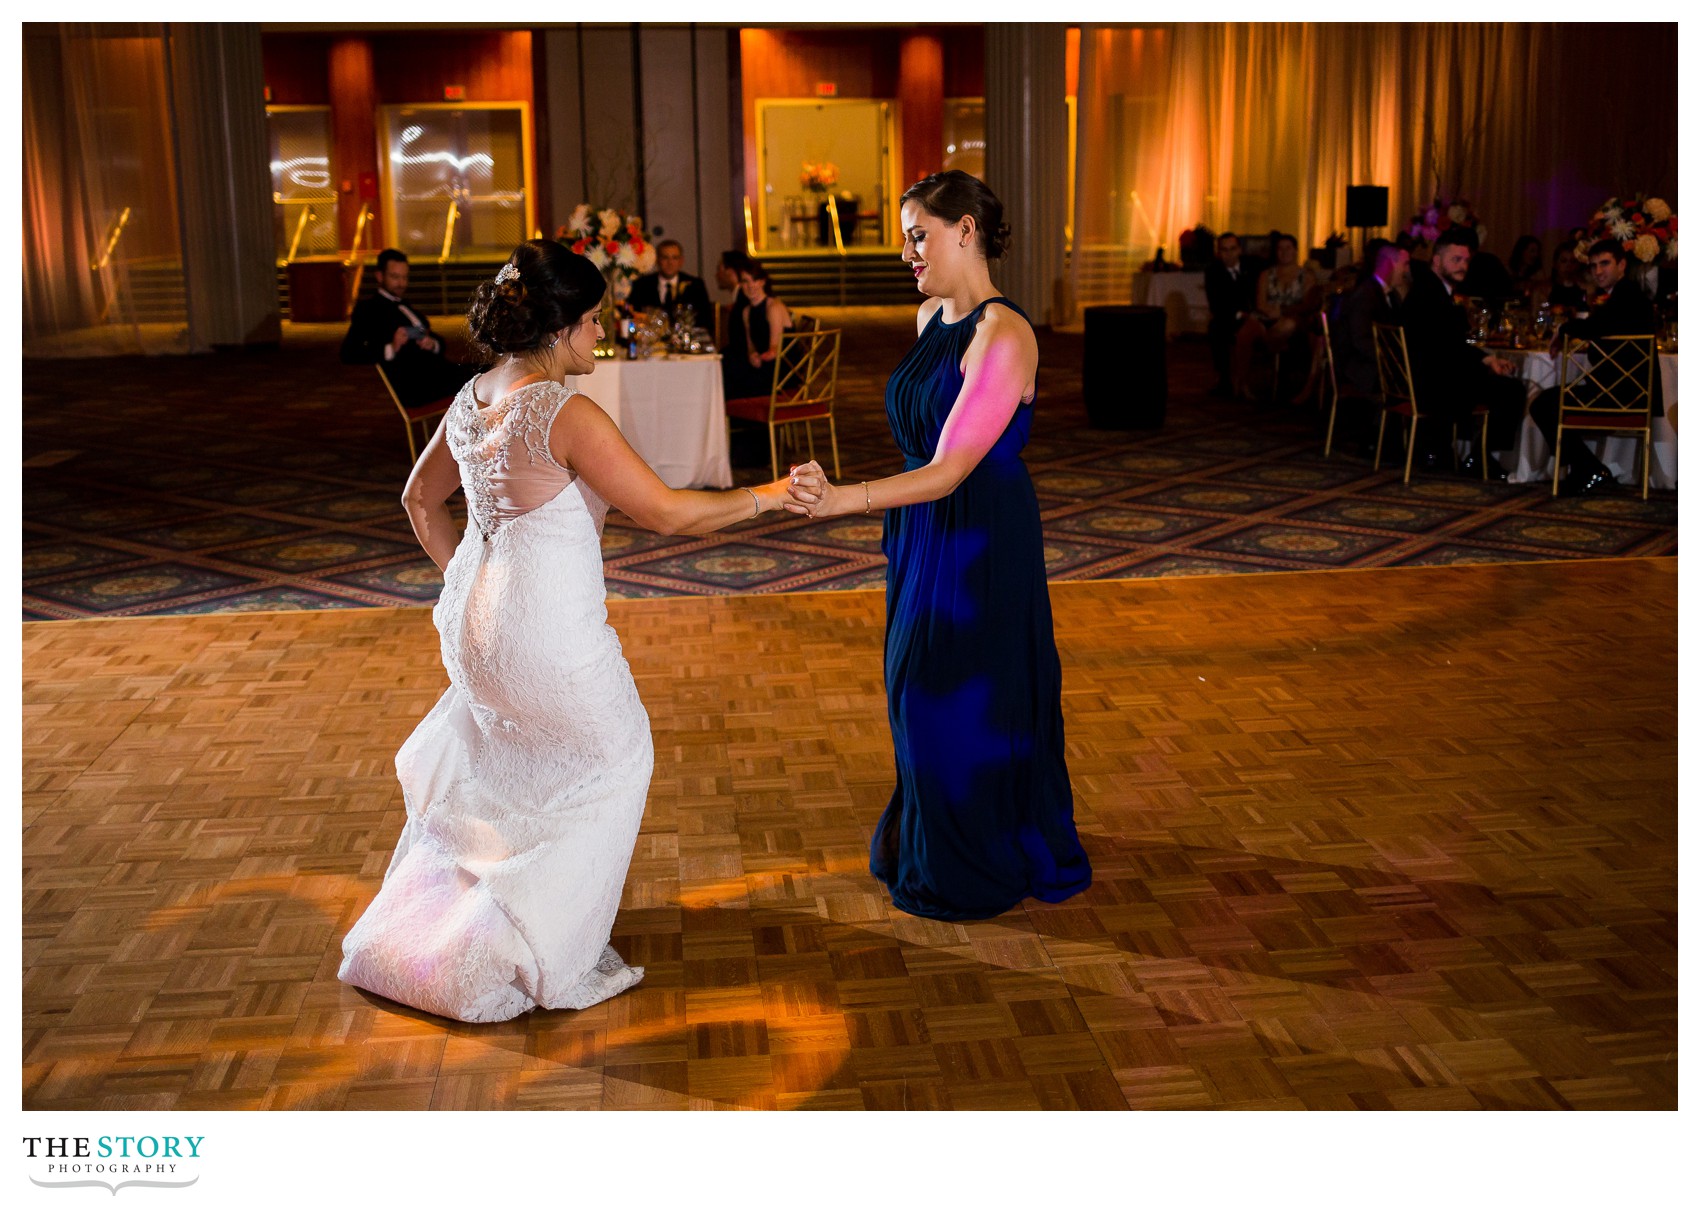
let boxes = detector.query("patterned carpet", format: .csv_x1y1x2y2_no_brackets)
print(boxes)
22,308,1677,620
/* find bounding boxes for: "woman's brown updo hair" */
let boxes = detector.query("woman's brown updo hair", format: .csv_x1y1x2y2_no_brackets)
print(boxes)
466,238,608,360
900,170,1011,261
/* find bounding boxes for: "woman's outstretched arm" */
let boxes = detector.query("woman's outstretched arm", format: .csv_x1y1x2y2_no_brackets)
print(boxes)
553,391,809,534
787,306,1036,519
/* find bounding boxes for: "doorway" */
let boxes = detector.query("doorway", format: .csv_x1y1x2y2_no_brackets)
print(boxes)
756,99,896,251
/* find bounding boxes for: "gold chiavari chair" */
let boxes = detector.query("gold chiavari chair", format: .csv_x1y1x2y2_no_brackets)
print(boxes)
1551,333,1659,499
724,328,842,480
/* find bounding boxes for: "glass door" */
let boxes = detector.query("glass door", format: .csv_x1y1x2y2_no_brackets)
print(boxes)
378,104,533,260
267,106,338,262
756,99,896,251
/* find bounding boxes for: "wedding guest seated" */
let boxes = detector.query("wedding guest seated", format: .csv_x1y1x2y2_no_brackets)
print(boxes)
628,238,713,324
340,249,475,407
1506,235,1546,301
721,261,793,401
1395,230,1431,265
1399,227,1525,477
1529,239,1663,496
1232,232,1319,400
1544,242,1590,311
1333,242,1410,398
713,248,755,346
1462,246,1515,303
1204,231,1257,397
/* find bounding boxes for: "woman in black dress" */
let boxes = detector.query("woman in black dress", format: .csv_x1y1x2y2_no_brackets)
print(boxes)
787,171,1091,921
721,261,792,400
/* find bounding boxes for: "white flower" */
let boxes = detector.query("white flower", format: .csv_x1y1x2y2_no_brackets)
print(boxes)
615,242,640,269
584,245,611,270
1602,205,1623,223
1646,197,1671,223
1475,224,1487,247
598,208,622,238
635,246,656,273
567,204,592,236
1610,217,1637,241
1633,233,1660,263
1447,204,1469,225
1665,235,1677,261
1424,207,1440,225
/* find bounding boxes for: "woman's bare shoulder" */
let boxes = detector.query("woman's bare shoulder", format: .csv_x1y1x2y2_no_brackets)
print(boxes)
916,297,945,334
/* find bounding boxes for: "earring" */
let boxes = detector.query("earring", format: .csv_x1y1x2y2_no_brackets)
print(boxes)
546,334,559,348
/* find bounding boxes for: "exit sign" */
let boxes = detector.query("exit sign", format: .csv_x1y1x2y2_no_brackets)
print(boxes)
815,82,837,97
443,85,466,101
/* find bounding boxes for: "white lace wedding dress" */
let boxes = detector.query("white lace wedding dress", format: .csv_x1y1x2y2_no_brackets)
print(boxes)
339,379,651,1022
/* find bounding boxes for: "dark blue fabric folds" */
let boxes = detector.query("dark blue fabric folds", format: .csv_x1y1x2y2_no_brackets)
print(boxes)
869,297,1092,921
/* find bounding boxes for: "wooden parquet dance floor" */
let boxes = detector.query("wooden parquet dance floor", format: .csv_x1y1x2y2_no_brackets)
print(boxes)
22,559,1676,1110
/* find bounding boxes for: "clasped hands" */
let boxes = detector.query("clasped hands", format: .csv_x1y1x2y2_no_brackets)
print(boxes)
783,460,833,518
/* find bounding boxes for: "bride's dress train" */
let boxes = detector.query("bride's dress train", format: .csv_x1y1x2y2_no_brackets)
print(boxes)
340,380,651,1022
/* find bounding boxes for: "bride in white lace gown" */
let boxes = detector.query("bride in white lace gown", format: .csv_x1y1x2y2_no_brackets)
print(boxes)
339,240,805,1022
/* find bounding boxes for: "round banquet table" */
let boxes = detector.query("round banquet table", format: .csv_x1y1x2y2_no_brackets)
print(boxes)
1493,347,1677,489
565,354,732,490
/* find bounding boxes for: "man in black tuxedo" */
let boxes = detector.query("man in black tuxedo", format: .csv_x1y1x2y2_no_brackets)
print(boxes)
627,239,713,323
340,249,474,407
1203,232,1257,397
1333,242,1409,398
1529,239,1663,496
1398,228,1525,477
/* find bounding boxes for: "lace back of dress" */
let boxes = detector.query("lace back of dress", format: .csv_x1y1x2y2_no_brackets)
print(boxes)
447,382,576,538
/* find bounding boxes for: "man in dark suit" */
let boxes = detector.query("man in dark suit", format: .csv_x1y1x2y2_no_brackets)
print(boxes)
1334,241,1408,397
627,239,713,323
340,248,474,407
1203,232,1256,397
1529,239,1663,496
1398,228,1525,477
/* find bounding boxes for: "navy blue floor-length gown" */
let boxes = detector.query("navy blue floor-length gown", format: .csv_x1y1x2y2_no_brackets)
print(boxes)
870,296,1092,920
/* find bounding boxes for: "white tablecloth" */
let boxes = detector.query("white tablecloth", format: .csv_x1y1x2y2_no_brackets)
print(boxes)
1132,270,1209,335
1498,349,1677,489
566,355,731,489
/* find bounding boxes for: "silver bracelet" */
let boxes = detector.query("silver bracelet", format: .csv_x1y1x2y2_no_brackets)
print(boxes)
742,487,760,518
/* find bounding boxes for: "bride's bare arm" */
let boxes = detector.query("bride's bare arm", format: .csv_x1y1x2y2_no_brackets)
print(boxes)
401,421,465,570
788,306,1036,518
551,392,806,534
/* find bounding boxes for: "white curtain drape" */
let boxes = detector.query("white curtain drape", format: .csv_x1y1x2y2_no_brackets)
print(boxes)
1073,23,1672,274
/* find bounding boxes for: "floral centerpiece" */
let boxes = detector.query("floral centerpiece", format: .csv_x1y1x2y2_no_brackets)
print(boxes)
800,161,839,194
1578,195,1677,264
1407,195,1487,247
556,204,656,300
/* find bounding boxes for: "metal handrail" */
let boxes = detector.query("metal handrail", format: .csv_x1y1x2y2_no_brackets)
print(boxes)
285,203,317,263
824,194,847,256
437,199,460,263
91,206,131,271
344,203,374,313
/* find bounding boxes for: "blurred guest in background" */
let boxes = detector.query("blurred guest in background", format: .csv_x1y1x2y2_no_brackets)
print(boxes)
1232,232,1318,400
1204,231,1257,397
1546,242,1591,311
1400,228,1524,477
721,261,793,401
628,238,713,323
340,248,475,406
1529,239,1663,496
1507,235,1546,300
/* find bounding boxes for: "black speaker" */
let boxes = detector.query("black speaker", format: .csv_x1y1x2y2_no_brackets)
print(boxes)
1083,305,1166,430
1345,185,1389,229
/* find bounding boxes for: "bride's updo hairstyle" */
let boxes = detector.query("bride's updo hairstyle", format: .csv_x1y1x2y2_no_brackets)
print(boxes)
467,238,607,360
900,170,1012,261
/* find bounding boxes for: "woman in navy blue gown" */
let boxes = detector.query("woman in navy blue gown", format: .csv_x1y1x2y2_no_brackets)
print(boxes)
788,171,1091,921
